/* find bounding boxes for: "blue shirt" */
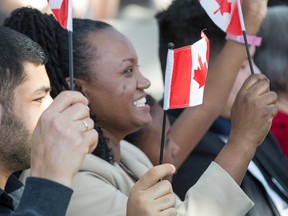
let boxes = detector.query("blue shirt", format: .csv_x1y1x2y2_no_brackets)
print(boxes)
0,176,73,216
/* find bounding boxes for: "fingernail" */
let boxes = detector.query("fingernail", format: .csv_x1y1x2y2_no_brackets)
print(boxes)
83,96,89,105
171,164,176,173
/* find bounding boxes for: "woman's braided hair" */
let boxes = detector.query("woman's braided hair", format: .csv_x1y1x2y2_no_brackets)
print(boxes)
4,7,113,163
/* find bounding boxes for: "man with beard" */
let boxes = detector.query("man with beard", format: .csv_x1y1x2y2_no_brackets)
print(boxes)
0,27,98,215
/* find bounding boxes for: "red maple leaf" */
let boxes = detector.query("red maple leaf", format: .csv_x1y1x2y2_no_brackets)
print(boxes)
193,55,207,88
213,0,232,15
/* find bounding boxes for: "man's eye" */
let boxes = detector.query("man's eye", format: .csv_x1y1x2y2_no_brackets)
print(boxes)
33,97,45,103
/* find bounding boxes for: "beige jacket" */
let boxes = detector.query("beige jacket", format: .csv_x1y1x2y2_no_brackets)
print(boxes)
20,140,253,215
64,140,253,216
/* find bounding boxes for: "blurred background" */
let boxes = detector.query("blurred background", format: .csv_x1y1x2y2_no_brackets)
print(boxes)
0,0,174,100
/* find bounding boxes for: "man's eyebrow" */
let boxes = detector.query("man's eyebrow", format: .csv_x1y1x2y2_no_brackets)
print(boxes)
32,86,51,95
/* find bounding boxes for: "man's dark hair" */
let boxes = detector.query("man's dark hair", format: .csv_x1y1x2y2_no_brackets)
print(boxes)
0,26,46,110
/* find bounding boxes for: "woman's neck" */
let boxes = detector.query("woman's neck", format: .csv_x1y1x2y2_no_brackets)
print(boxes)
102,128,122,163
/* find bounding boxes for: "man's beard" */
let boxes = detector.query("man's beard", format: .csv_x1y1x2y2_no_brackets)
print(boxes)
0,109,31,172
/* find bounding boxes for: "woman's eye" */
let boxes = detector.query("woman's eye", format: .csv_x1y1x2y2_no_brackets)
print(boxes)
124,67,133,75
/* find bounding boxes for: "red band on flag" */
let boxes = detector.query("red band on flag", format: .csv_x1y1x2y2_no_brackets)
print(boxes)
163,33,210,110
48,0,72,31
226,3,242,35
169,46,193,108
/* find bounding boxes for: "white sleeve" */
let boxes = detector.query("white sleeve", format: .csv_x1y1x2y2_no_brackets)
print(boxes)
176,162,254,216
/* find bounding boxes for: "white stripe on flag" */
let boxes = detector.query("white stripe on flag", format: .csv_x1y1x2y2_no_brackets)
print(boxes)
200,0,237,32
67,0,73,31
49,0,63,9
189,37,208,106
163,49,174,110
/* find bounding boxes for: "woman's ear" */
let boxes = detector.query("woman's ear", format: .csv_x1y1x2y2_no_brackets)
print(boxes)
65,77,83,92
65,77,72,89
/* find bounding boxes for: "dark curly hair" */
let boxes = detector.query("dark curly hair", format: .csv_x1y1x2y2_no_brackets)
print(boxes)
4,7,113,163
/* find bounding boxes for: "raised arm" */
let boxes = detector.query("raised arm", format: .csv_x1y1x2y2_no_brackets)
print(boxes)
215,74,278,184
171,0,269,169
176,75,277,216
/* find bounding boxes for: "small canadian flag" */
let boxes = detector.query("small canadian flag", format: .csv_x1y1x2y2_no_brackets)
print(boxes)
48,0,73,31
199,0,242,36
163,32,210,110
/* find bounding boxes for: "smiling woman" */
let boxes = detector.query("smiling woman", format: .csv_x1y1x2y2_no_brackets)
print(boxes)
4,3,275,216
68,26,153,161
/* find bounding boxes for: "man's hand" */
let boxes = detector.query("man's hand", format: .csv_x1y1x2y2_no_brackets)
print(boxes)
30,91,98,187
127,164,177,216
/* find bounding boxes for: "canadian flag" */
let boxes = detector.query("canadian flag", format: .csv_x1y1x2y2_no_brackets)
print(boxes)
48,0,72,31
199,0,242,36
163,32,210,110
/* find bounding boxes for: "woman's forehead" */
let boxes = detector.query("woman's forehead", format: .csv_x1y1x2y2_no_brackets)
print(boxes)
87,30,137,63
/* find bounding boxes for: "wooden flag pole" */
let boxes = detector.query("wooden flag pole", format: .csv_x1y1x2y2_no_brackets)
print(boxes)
159,110,167,165
159,42,175,165
68,30,74,90
237,0,255,75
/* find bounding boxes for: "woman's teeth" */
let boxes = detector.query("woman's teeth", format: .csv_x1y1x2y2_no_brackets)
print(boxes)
133,97,147,107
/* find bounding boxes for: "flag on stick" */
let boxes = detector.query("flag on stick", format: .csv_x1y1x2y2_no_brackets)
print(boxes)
48,0,74,89
199,0,242,36
163,32,210,110
159,33,210,164
48,0,73,31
